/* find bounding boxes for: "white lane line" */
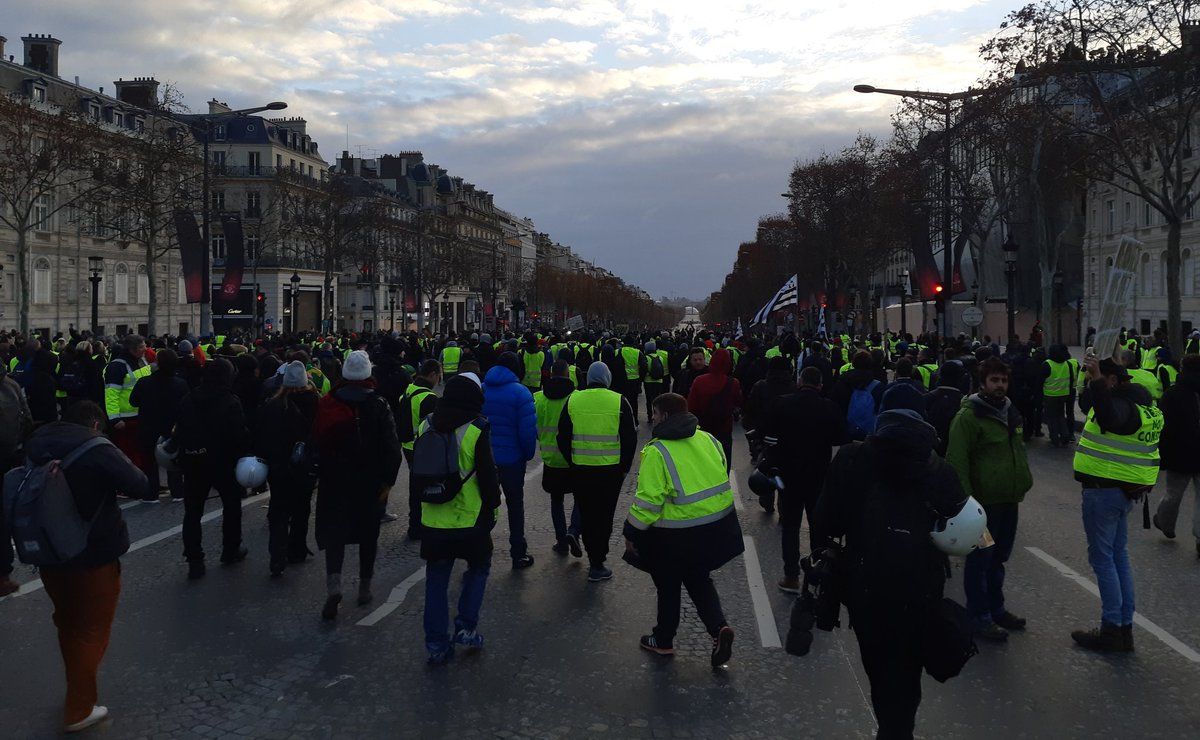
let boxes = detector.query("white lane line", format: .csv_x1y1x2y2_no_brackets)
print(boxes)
1,493,270,603
729,467,745,512
119,500,142,510
1026,546,1200,664
741,536,782,649
357,566,427,627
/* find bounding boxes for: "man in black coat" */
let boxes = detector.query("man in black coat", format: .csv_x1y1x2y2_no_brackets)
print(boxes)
130,348,189,502
761,366,847,592
1153,352,1200,555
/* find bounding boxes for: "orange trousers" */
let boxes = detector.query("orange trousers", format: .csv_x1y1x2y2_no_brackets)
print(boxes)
40,561,121,725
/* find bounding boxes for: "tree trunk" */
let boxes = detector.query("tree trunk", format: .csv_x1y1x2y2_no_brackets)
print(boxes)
16,226,30,335
145,230,158,337
1166,217,1182,351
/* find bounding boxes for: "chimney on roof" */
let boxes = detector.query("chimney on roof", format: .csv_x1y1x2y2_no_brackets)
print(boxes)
21,34,61,77
0,37,7,60
113,77,159,108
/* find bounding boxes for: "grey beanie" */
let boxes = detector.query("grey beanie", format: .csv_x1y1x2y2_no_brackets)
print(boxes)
282,360,310,389
480,333,492,344
586,361,612,388
178,340,193,353
644,341,657,353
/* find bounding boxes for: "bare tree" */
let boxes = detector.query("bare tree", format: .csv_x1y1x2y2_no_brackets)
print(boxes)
0,92,108,333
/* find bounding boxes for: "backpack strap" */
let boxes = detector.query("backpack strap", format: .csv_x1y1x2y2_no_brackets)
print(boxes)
456,422,477,484
60,436,113,469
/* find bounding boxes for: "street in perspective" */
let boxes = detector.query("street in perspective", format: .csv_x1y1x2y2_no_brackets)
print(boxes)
4,1,1200,739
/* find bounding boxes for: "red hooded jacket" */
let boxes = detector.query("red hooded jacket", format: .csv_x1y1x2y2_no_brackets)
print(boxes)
686,348,743,437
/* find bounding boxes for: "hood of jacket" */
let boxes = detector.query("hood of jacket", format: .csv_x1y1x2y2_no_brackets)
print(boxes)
868,409,938,481
1048,344,1071,363
967,392,1012,425
483,364,520,388
652,412,699,440
542,375,574,401
708,348,732,376
26,421,104,465
432,375,484,432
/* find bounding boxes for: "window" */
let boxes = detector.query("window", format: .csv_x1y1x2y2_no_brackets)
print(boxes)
290,159,296,171
136,265,149,304
211,189,225,211
211,234,226,260
276,154,283,168
1124,201,1131,224
213,124,226,141
246,233,260,260
177,272,188,305
1188,191,1195,220
1184,249,1195,297
31,86,46,103
307,165,314,178
1106,200,1115,233
32,258,51,304
211,151,226,168
247,151,261,171
33,195,51,230
114,263,129,304
1144,203,1152,227
112,112,123,128
88,103,100,121
1140,252,1153,296
1160,252,1169,297
245,191,261,217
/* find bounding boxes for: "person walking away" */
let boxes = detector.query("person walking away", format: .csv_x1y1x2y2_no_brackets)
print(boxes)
641,341,669,425
103,335,153,477
440,341,463,382
174,358,251,579
1152,352,1200,557
742,355,795,461
761,367,846,592
482,352,538,569
27,349,60,426
129,349,188,503
254,361,319,576
312,350,402,619
832,351,885,442
1042,344,1076,447
686,349,743,470
12,401,147,732
812,400,968,739
624,392,742,666
535,360,582,557
398,360,442,540
517,333,547,394
618,335,645,424
1071,356,1161,651
416,373,501,664
0,360,34,597
945,357,1033,642
925,361,967,457
557,361,637,582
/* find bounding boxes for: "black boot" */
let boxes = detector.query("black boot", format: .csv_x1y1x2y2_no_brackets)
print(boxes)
1121,624,1134,652
1071,622,1130,652
187,560,206,580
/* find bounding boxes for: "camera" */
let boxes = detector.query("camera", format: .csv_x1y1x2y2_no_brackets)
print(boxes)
784,544,843,657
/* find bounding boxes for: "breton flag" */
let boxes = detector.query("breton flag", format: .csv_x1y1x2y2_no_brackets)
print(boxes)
751,274,798,326
817,304,827,337
735,318,744,339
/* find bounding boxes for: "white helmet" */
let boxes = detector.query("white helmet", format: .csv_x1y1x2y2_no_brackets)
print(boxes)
930,496,988,557
235,456,269,489
155,436,179,472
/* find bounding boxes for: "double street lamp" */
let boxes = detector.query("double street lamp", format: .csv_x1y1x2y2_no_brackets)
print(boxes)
854,83,985,342
1003,234,1020,342
185,101,288,338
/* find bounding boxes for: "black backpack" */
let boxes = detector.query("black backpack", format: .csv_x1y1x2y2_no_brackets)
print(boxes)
648,354,666,381
410,420,477,505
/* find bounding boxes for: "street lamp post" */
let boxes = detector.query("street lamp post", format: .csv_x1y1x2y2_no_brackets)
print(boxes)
1053,270,1065,344
1003,234,1020,343
88,256,103,335
289,271,300,334
900,269,910,337
186,101,288,338
854,84,984,342
388,280,398,332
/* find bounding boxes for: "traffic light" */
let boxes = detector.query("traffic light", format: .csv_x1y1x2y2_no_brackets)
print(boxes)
933,283,944,295
256,291,265,318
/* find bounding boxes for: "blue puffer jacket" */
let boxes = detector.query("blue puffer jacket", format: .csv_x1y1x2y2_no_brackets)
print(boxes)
482,365,537,467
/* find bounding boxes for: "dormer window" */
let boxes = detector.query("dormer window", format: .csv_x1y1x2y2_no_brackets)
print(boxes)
89,103,101,121
112,111,123,128
213,124,226,141
31,85,46,103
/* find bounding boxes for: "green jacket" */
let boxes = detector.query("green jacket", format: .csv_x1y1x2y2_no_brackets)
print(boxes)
945,394,1033,505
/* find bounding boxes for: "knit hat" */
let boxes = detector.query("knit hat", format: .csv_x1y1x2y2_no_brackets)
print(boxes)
644,341,657,353
587,361,612,388
282,360,309,389
342,350,372,381
497,351,523,378
479,333,492,344
178,340,193,354
881,382,925,415
440,374,484,415
937,361,965,389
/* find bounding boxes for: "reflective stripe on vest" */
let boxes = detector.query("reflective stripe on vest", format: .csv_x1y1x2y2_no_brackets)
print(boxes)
566,388,622,466
1044,360,1072,397
441,347,462,374
534,390,570,468
1072,405,1162,486
627,431,733,530
104,359,151,420
520,350,544,387
419,421,493,531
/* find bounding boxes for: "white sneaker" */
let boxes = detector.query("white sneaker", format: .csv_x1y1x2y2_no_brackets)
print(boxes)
65,705,108,733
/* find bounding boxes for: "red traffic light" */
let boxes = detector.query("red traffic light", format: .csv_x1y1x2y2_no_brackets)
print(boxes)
933,283,944,294
256,292,265,302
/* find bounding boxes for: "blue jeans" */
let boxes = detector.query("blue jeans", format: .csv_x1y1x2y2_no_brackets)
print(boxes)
550,493,581,544
498,462,528,559
1081,487,1136,626
963,503,1019,626
423,556,491,653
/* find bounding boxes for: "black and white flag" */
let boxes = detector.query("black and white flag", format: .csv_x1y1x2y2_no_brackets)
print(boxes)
751,274,798,325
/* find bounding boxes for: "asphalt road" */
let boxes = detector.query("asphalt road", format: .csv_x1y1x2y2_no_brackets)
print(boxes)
2,422,1199,739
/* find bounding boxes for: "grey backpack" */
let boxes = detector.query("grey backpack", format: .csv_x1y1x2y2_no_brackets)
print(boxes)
2,436,112,566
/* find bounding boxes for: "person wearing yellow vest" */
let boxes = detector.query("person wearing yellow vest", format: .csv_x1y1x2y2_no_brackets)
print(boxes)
104,335,153,474
641,340,670,424
1154,348,1178,391
1122,346,1163,404
536,360,582,557
623,392,741,666
399,360,442,541
1139,340,1159,372
1071,355,1162,652
1041,345,1076,447
915,350,939,390
556,361,637,582
440,341,463,380
517,334,547,392
414,373,501,665
619,337,645,424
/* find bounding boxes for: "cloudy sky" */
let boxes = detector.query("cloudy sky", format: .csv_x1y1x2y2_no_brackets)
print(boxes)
8,0,1009,299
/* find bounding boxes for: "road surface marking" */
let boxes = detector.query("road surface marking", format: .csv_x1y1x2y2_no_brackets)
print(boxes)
1026,546,1200,664
741,536,782,648
729,469,745,512
357,566,427,627
0,493,269,603
119,500,142,510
